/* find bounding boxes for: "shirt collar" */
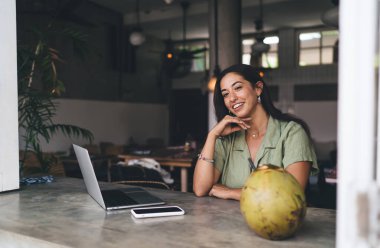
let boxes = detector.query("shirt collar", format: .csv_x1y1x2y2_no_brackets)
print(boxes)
232,130,246,151
261,115,281,149
232,115,281,151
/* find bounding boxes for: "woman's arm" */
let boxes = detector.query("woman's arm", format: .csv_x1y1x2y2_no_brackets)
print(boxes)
193,115,250,197
207,161,311,200
205,161,311,200
209,184,241,200
286,161,311,190
193,133,221,196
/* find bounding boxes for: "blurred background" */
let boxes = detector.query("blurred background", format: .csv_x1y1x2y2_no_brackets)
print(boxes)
16,0,339,201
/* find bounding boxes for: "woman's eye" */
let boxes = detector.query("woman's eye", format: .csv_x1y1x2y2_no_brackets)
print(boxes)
234,85,242,91
222,93,229,98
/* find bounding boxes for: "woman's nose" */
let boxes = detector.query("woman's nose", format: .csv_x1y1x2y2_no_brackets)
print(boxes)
229,92,237,102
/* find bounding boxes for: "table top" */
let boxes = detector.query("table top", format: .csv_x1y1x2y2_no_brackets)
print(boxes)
0,178,336,248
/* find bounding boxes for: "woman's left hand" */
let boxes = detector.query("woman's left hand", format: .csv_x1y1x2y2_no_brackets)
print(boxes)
209,184,241,200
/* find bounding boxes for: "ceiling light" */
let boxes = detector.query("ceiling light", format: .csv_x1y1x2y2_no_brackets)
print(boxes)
208,0,220,92
130,28,146,46
321,6,339,28
263,36,279,44
252,41,270,54
163,0,175,4
130,0,145,46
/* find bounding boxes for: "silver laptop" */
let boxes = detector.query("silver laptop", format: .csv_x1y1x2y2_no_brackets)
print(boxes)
73,144,165,211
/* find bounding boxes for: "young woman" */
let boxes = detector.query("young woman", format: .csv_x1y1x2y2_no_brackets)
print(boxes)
193,64,318,200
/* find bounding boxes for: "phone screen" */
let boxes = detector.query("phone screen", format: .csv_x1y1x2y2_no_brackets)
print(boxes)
133,207,182,214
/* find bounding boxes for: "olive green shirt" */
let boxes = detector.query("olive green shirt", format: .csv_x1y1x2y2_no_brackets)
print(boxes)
214,116,318,188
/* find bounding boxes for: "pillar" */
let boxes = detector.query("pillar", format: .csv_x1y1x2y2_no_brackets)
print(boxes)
0,0,19,191
208,0,241,130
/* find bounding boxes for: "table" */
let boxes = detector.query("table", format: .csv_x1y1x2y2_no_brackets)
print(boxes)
119,151,195,192
0,177,336,247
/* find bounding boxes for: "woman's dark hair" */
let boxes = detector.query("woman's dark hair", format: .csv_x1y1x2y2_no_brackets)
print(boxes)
213,64,311,136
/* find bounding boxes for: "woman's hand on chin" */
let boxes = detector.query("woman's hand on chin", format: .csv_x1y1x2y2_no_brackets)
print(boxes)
209,184,241,200
210,115,251,138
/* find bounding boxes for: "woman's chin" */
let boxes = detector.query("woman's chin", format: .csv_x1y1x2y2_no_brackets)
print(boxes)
234,111,249,118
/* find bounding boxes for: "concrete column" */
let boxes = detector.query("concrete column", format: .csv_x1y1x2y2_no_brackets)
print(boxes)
278,28,296,68
208,0,241,130
277,28,296,112
0,0,19,191
217,0,242,69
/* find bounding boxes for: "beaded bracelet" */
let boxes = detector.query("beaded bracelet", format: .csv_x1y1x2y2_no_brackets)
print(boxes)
197,153,215,164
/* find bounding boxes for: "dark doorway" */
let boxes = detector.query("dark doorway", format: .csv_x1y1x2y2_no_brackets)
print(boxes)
169,89,208,147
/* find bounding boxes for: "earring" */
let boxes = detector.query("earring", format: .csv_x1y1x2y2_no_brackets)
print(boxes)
257,95,261,103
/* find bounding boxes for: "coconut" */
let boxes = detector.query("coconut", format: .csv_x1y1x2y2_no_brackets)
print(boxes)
240,164,307,240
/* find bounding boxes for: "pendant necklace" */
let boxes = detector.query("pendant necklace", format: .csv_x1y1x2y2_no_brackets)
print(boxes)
247,125,267,139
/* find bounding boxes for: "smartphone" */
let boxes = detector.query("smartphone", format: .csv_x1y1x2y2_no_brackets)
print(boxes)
131,206,185,219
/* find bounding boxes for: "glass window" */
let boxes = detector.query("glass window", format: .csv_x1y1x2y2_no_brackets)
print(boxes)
242,35,279,68
298,29,338,66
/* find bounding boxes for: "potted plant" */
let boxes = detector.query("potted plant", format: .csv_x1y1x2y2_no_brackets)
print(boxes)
17,3,94,176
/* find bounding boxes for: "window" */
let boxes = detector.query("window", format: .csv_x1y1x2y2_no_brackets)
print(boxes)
298,29,339,66
242,35,279,68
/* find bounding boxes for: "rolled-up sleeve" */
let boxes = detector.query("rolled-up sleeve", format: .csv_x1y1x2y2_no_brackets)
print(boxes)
282,123,319,174
214,138,226,173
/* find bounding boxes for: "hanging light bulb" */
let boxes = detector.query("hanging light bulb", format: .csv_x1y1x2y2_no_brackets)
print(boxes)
208,66,220,92
208,0,220,93
251,39,270,54
130,0,145,46
321,0,339,28
130,27,145,46
321,6,339,28
163,0,175,4
251,0,270,55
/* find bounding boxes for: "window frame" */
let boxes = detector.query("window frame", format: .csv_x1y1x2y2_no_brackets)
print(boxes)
296,27,339,67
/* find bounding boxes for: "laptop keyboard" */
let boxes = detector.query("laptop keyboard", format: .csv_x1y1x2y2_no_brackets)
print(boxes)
102,189,138,206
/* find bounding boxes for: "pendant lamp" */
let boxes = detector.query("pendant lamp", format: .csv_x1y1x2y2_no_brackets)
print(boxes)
207,0,220,92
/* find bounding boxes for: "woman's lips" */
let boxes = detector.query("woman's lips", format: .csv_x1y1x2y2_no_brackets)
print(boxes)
232,102,244,112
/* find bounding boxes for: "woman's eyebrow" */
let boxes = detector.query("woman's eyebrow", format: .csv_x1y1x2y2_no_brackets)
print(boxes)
231,81,243,87
221,81,244,92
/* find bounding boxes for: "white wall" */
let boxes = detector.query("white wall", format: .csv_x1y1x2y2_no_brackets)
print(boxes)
32,99,169,152
294,101,337,142
0,0,19,191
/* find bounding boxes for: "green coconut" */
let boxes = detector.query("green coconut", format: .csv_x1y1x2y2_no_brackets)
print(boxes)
240,164,307,240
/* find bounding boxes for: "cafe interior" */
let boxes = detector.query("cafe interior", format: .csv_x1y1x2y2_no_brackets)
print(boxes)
5,0,375,246
15,0,339,203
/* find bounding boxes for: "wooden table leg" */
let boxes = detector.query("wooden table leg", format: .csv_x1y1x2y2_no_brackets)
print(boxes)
180,168,188,192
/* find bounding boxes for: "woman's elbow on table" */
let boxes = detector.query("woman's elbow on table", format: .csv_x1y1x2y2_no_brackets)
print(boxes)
193,185,210,197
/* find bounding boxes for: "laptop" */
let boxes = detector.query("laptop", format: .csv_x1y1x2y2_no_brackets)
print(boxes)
73,144,165,211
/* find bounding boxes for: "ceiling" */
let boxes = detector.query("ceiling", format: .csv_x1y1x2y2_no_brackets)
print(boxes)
89,0,336,41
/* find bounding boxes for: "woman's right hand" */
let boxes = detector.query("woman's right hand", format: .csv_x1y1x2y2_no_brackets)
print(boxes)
209,115,251,138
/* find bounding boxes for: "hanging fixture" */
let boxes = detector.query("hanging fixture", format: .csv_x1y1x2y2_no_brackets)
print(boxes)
162,0,175,4
208,0,220,92
251,0,270,55
129,0,145,46
321,0,339,28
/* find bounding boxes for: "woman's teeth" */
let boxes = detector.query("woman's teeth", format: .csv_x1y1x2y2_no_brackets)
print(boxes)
233,103,243,109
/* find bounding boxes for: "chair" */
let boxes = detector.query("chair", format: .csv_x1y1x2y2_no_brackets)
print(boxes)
62,157,109,182
109,164,171,190
115,180,170,190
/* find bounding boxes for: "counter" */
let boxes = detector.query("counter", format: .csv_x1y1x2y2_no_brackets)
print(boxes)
0,178,336,247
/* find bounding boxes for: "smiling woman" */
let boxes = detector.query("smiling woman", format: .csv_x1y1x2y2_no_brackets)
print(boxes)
193,64,318,201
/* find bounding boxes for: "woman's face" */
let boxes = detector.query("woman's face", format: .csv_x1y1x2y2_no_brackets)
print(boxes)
220,72,262,118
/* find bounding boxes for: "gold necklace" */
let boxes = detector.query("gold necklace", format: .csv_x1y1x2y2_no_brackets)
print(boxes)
247,125,267,139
